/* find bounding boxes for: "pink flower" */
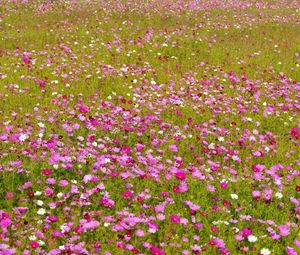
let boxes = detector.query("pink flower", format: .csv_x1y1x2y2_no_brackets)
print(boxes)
213,238,226,249
5,192,14,199
235,235,244,241
79,104,89,113
154,204,165,213
252,190,261,199
207,184,216,192
263,189,273,201
47,216,58,222
52,230,64,237
44,188,54,196
294,239,300,249
23,181,32,189
34,78,46,88
46,178,56,185
59,180,68,186
148,222,158,233
169,144,178,152
194,222,203,229
278,225,290,237
211,226,219,232
82,220,100,230
99,197,115,208
135,229,145,237
252,164,265,172
286,247,297,255
122,145,131,154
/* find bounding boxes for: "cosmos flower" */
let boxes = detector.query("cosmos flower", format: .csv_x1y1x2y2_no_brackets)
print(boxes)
175,171,186,181
247,235,258,242
37,208,46,215
151,246,165,255
260,248,271,255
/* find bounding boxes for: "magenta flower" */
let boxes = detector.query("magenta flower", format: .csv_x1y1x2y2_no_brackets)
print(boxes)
79,104,89,113
170,215,181,223
252,164,265,172
241,228,252,237
220,180,228,189
42,169,52,175
290,127,299,139
122,191,133,199
194,222,203,229
0,211,12,229
175,171,186,181
29,241,39,249
151,246,165,255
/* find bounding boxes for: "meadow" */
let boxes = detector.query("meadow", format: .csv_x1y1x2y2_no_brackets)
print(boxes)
0,0,300,254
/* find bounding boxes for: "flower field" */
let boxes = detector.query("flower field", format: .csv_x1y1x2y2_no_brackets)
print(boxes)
0,0,300,254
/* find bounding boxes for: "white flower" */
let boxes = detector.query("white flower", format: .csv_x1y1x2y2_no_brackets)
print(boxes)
104,222,110,227
148,228,157,233
208,143,215,150
247,235,257,242
53,164,59,170
29,235,37,241
19,134,28,142
260,248,271,255
60,224,68,233
59,245,65,250
38,122,45,128
205,168,211,173
34,191,42,196
231,194,239,200
38,240,45,246
57,192,63,199
218,137,224,142
232,227,239,233
275,192,283,199
36,200,44,206
49,204,56,209
37,208,46,215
